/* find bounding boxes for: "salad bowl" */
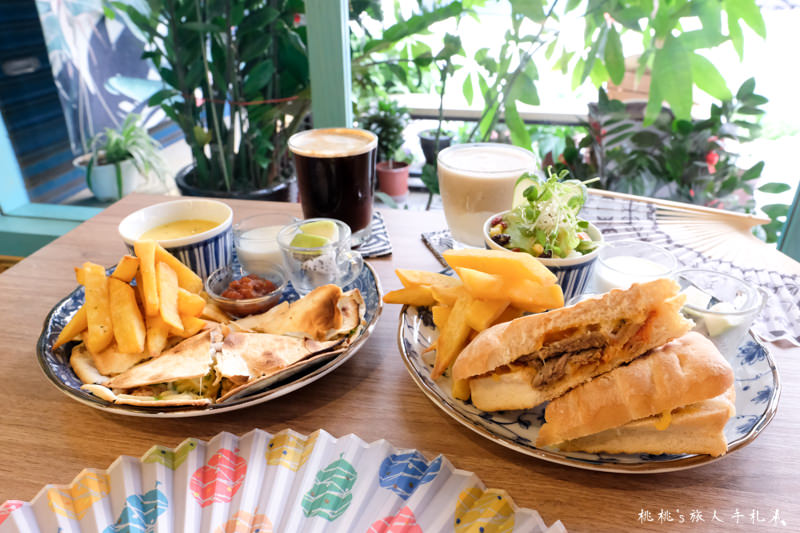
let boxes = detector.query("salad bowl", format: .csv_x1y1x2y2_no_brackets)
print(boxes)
483,211,603,301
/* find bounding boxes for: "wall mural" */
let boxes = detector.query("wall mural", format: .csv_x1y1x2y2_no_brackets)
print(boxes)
34,0,165,154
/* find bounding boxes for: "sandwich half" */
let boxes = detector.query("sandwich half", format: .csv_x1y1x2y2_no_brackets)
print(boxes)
452,278,692,411
536,331,736,456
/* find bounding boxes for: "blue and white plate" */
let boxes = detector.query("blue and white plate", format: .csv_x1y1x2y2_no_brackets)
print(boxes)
36,264,383,418
397,305,780,473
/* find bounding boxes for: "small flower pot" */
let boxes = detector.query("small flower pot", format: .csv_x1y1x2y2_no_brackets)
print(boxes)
418,130,453,166
74,154,140,201
376,160,410,202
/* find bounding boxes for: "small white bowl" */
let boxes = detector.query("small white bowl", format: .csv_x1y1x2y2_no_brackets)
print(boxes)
118,199,233,279
483,210,604,301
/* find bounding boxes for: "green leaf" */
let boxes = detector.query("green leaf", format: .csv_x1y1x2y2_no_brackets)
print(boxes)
103,5,115,19
581,26,608,84
679,30,726,50
604,26,624,85
726,0,766,37
462,74,474,105
504,100,532,150
738,106,765,115
728,17,744,59
511,0,546,22
759,182,791,194
182,22,223,33
510,71,539,106
736,77,756,99
690,53,731,100
649,36,692,121
243,61,276,95
762,204,789,219
566,0,582,11
545,40,557,60
741,161,765,181
148,88,175,106
193,126,212,146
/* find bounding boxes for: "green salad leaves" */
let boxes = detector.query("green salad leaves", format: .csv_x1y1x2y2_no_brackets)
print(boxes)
492,168,598,258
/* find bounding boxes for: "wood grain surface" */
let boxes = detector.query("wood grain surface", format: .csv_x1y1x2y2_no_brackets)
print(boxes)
1,194,798,532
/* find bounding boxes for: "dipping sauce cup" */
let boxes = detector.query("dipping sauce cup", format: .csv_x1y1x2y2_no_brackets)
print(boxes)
592,240,678,293
234,212,296,275
288,128,378,247
118,199,233,280
438,143,538,247
277,218,364,295
675,268,767,359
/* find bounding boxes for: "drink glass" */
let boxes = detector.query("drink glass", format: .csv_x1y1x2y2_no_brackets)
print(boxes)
592,240,678,293
277,218,364,295
288,128,378,247
234,212,296,275
437,143,538,247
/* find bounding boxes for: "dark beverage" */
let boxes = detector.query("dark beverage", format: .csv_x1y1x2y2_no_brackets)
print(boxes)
289,128,378,246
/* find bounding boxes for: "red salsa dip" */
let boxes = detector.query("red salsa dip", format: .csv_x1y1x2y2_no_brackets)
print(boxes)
221,274,276,300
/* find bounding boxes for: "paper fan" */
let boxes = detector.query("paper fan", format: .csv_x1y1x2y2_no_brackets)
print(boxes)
0,429,567,533
585,189,771,265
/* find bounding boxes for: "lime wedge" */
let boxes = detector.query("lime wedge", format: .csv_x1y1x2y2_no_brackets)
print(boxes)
300,220,339,242
290,233,329,248
512,175,539,207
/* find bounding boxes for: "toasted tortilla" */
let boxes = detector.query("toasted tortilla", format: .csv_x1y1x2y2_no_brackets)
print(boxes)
70,343,108,385
80,333,149,376
80,384,212,407
216,331,344,402
334,289,365,340
234,284,343,340
104,329,216,390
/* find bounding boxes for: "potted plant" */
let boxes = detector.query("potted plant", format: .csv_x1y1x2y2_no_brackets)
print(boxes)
73,113,166,201
122,0,310,200
360,98,411,202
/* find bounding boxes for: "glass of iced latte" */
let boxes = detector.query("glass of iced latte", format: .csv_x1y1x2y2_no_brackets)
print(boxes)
437,143,538,247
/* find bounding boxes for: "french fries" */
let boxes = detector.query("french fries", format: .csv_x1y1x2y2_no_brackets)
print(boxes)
55,240,216,369
156,261,183,331
134,240,160,317
108,278,146,354
383,250,566,399
83,262,114,354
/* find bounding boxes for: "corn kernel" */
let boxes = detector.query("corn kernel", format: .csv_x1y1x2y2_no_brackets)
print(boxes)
532,243,544,256
489,224,504,237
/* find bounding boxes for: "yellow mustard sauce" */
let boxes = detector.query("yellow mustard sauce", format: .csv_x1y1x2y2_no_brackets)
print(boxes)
140,219,219,240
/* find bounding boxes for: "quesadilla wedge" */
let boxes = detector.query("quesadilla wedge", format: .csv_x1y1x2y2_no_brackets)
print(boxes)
90,328,223,406
215,331,346,402
235,285,364,341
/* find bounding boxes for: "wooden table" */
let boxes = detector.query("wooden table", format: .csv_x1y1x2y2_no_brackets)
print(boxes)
1,194,799,532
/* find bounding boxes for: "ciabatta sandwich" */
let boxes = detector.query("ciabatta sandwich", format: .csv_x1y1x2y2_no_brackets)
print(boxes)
452,278,692,411
536,332,735,456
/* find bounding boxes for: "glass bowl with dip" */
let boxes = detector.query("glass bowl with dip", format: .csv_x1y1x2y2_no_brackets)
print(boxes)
591,239,678,293
205,263,286,318
118,199,233,279
234,212,297,275
675,268,767,359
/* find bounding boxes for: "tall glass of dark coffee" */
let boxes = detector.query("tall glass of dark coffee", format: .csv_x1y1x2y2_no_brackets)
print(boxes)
288,128,378,247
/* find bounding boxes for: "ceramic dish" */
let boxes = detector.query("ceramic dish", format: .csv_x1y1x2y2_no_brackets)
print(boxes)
0,428,566,532
397,304,780,473
36,263,382,418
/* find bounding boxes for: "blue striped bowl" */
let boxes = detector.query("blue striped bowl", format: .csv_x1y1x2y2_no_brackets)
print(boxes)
483,212,603,302
118,199,233,280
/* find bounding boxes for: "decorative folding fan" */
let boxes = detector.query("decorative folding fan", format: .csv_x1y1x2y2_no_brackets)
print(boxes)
0,429,566,533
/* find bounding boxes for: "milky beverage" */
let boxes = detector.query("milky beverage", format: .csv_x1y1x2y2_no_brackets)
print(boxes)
438,143,537,247
289,128,377,247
